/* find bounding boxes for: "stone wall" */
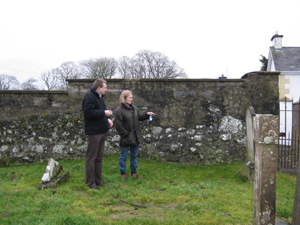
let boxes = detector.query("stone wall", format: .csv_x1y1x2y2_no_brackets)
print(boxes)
69,78,252,126
241,71,280,115
0,90,69,120
0,72,280,166
0,112,247,166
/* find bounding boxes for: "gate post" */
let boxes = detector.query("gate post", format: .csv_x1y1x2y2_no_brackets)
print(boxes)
292,158,300,224
253,114,279,225
292,100,300,225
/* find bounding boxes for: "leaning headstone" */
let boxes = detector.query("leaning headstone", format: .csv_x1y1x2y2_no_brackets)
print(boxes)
37,158,70,189
241,106,256,183
41,158,62,182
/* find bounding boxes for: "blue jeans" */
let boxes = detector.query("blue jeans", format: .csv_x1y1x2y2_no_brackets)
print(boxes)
119,145,139,175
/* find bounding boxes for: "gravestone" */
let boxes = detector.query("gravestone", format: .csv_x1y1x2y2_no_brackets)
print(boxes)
41,158,62,182
37,158,70,189
241,106,256,183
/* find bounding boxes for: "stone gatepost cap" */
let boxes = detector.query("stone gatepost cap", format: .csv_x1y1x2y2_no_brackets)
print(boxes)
253,114,279,145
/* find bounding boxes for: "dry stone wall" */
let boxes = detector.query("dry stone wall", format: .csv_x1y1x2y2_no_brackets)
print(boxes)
0,90,68,120
0,72,279,166
0,112,246,166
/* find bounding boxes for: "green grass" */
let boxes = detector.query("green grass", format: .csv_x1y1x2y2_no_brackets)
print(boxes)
0,156,296,225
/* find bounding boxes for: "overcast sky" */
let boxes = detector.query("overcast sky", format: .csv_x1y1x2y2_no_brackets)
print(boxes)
1,0,300,85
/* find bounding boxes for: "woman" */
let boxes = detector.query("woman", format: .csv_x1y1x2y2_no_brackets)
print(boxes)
114,90,155,179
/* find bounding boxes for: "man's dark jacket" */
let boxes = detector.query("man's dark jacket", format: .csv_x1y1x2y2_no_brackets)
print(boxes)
114,104,149,147
82,87,110,135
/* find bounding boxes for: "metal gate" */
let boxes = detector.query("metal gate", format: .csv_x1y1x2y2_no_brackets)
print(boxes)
279,97,300,173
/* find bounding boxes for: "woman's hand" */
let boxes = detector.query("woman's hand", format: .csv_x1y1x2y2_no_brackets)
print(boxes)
108,118,113,127
147,112,156,116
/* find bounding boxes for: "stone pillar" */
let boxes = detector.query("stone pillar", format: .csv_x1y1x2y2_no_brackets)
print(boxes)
253,114,279,225
292,101,300,225
292,152,300,224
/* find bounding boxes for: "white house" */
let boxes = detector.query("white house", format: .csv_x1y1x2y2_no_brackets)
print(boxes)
267,33,300,142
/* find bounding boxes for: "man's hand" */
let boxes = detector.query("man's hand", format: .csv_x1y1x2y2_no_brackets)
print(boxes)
105,110,113,116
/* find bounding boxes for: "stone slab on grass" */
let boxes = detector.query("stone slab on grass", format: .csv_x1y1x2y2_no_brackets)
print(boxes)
37,170,70,189
37,158,70,189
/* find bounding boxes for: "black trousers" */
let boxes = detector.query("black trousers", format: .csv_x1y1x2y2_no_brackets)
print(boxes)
85,133,106,187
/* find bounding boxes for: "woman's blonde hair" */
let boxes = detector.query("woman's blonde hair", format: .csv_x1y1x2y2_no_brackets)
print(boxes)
119,90,132,104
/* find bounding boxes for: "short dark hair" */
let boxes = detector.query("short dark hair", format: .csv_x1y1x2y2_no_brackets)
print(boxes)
93,79,107,90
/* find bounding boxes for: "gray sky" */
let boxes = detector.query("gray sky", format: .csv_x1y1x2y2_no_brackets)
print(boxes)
1,0,300,85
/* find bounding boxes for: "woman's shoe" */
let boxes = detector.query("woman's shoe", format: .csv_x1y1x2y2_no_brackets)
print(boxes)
131,173,138,178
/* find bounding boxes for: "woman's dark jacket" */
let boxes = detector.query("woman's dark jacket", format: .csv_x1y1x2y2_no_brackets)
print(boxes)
114,104,149,147
82,87,110,135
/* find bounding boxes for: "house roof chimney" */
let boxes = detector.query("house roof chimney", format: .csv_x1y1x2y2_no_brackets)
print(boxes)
271,32,283,49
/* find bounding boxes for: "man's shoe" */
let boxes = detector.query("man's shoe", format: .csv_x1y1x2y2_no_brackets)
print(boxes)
132,173,138,178
96,182,105,187
121,174,127,179
89,185,100,190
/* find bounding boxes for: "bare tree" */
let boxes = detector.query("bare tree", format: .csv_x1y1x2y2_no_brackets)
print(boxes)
131,57,147,79
56,62,80,89
79,57,118,79
0,74,20,90
21,78,39,90
118,56,144,79
117,50,187,79
40,69,59,90
118,56,133,79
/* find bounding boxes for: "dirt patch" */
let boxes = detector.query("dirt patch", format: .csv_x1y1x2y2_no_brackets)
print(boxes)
107,204,179,220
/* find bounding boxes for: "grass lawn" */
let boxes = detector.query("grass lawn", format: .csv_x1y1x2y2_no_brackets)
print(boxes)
0,156,296,225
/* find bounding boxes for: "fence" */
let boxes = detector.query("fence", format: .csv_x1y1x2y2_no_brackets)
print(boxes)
279,97,300,173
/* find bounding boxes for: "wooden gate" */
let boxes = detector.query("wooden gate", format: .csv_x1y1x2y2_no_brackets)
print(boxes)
279,97,300,173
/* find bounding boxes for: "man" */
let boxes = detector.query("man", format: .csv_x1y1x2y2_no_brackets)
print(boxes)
82,78,113,190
